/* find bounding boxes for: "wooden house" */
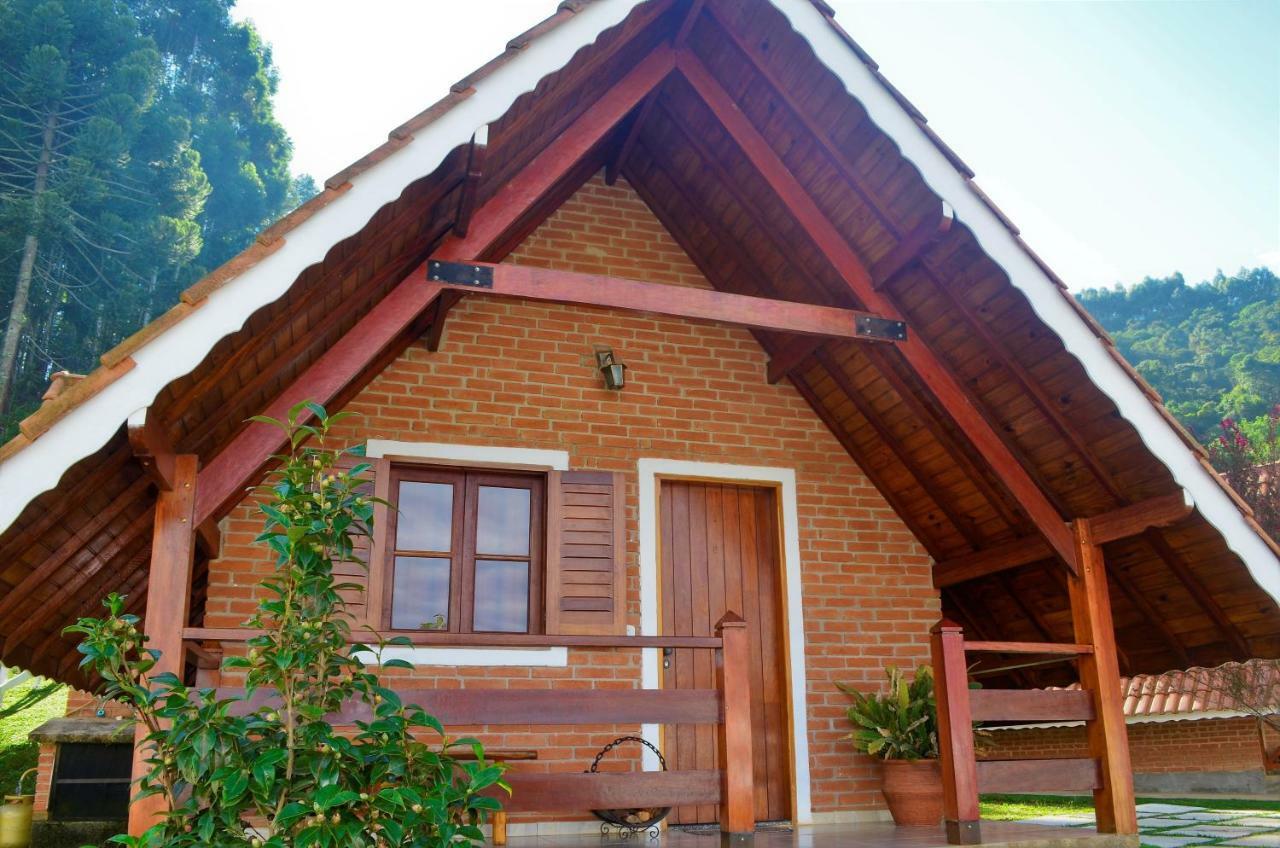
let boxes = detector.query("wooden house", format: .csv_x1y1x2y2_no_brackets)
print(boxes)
1,0,1277,844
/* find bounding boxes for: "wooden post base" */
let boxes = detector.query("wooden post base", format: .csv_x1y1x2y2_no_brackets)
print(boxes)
945,819,982,845
720,830,754,848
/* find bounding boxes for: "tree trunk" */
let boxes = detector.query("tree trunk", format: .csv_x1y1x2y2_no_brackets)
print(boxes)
0,111,57,415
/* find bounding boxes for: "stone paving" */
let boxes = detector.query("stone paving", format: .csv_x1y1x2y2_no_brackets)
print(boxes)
1019,803,1280,848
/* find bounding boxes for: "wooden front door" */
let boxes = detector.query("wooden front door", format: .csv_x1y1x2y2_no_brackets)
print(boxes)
659,479,791,825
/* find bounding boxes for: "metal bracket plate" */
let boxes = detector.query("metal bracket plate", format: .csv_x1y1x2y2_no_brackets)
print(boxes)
855,315,908,342
427,260,494,288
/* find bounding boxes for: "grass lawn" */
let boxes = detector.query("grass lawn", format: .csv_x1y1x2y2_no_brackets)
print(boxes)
0,677,67,795
981,793,1280,821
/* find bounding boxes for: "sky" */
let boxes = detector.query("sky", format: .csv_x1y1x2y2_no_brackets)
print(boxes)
230,0,1280,293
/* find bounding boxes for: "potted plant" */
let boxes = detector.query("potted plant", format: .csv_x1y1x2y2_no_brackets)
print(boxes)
837,666,942,827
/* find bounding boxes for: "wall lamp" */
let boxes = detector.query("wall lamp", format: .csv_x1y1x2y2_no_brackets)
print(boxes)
595,348,626,391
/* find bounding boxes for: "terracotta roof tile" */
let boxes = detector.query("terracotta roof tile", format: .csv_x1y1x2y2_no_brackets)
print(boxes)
18,359,135,441
1054,660,1279,717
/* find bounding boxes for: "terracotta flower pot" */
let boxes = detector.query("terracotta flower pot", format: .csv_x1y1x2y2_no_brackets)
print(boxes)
880,758,943,827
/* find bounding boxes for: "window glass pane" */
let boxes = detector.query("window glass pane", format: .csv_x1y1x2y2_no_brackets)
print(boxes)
475,486,530,556
391,556,450,630
396,481,453,552
473,559,529,632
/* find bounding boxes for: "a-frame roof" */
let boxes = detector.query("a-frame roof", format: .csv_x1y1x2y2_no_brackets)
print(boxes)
1,0,1277,685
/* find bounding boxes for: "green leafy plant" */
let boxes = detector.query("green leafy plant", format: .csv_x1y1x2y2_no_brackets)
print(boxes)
837,666,939,761
66,402,506,847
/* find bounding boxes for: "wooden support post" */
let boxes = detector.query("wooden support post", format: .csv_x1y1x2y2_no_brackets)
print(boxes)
930,620,981,845
716,612,754,845
128,454,198,837
1067,521,1138,836
492,811,508,846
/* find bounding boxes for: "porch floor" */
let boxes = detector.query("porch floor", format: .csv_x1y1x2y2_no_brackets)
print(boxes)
498,822,1137,848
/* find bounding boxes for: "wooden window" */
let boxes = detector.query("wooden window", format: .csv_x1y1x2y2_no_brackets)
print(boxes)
381,466,544,634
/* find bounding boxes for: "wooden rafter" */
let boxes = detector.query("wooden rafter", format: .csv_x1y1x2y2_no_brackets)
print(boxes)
699,8,1220,662
789,372,947,560
768,203,954,383
812,348,977,546
425,260,906,341
934,536,1054,589
674,54,1079,571
423,46,676,350
194,50,677,526
193,279,446,524
1142,529,1251,658
0,474,151,629
605,92,658,186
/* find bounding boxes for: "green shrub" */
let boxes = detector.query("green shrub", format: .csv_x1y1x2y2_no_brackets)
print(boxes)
837,665,939,761
67,403,506,847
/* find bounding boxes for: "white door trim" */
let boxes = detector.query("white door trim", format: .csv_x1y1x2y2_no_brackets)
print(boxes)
636,458,812,825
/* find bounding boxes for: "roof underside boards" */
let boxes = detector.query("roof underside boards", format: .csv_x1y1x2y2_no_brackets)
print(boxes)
0,0,1277,687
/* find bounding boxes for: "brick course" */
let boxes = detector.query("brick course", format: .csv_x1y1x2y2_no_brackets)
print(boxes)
985,716,1268,775
203,172,940,819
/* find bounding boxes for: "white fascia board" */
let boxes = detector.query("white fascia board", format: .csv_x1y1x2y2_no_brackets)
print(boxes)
0,0,641,533
769,0,1280,604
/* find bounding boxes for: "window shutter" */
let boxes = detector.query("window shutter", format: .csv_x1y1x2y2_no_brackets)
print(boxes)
545,470,627,635
332,453,382,627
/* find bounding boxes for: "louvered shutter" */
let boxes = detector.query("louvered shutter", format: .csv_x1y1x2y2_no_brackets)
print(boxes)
332,453,381,627
545,470,627,635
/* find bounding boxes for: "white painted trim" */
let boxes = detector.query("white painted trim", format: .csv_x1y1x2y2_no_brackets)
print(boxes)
353,645,567,667
769,0,1280,603
364,439,569,470
636,458,813,826
0,0,638,532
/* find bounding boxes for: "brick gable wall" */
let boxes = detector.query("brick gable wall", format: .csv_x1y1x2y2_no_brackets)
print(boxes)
202,172,940,820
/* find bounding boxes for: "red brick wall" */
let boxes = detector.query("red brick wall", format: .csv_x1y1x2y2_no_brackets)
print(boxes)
205,172,939,820
985,716,1266,775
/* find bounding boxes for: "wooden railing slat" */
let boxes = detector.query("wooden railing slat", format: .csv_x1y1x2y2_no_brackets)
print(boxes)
977,758,1100,794
969,689,1096,723
217,687,722,726
963,640,1093,655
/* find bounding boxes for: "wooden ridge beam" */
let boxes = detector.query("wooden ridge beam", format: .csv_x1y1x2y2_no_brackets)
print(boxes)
1085,491,1193,545
425,260,907,341
675,54,1078,571
934,535,1054,588
422,46,677,349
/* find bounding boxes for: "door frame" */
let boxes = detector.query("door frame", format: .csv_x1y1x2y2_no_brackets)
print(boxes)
637,458,812,826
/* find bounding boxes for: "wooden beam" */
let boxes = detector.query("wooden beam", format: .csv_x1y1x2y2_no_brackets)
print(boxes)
931,620,981,844
1142,528,1251,658
716,612,755,838
1067,520,1138,836
129,454,199,837
675,55,1078,572
933,536,1054,588
127,407,177,491
673,0,705,47
193,281,445,524
871,203,954,290
766,203,953,383
426,260,906,341
1086,491,1193,545
423,46,676,348
452,129,487,238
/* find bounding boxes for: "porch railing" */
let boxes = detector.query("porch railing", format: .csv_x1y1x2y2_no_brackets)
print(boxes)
931,620,1123,845
181,613,756,845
